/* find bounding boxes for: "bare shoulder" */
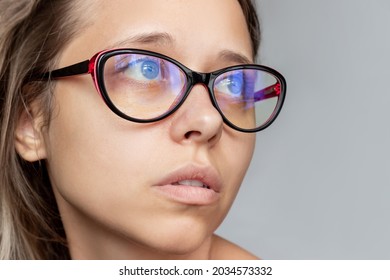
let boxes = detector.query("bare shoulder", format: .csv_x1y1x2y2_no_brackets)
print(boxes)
209,234,259,260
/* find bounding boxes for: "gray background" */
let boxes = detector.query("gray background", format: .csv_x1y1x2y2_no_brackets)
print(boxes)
217,0,390,259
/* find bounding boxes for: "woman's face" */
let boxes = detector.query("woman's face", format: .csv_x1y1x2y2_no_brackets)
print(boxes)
44,0,255,259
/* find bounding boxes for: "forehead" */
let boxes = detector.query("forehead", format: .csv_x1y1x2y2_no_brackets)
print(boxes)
60,0,253,70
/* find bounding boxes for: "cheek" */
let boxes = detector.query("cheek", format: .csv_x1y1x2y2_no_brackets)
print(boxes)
221,128,255,164
44,81,157,213
214,132,255,214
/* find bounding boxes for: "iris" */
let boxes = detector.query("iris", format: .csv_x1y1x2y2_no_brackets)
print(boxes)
227,73,244,96
141,60,160,80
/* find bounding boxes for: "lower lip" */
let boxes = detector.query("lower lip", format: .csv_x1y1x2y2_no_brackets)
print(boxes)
153,184,220,205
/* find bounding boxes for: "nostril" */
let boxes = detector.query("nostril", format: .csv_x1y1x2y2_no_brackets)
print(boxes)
184,130,221,145
184,130,201,139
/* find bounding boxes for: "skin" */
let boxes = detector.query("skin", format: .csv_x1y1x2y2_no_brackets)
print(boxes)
15,0,257,259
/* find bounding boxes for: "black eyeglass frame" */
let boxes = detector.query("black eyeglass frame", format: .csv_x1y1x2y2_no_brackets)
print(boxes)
35,48,287,133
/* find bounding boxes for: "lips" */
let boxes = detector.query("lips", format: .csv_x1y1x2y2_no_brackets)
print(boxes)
152,164,221,205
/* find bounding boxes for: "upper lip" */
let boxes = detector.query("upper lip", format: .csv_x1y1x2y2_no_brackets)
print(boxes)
153,164,222,193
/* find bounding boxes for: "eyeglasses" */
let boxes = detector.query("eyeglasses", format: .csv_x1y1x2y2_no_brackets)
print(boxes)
36,48,286,133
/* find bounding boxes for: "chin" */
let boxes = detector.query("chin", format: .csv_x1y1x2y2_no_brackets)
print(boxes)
145,238,210,258
129,217,215,258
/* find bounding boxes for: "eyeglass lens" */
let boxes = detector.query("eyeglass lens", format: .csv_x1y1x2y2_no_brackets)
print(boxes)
102,52,281,131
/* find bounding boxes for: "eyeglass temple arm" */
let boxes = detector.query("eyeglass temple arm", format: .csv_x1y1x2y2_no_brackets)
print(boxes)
254,82,281,101
31,60,91,80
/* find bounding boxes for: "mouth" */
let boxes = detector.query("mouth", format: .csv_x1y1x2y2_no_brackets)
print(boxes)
172,180,211,189
152,165,221,205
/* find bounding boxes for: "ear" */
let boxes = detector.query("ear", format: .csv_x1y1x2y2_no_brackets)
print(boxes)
14,104,47,162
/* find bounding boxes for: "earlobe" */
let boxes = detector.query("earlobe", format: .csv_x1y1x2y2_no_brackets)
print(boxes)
14,108,47,162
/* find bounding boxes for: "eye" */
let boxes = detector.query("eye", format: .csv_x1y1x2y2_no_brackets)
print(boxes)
215,71,244,97
115,55,163,82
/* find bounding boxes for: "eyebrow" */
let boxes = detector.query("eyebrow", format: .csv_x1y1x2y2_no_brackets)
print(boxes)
218,49,253,65
107,32,175,49
107,32,253,65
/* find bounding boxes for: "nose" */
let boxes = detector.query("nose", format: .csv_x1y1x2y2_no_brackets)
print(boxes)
169,84,223,146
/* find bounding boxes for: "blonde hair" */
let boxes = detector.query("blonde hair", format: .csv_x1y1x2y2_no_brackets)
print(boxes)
0,0,86,259
0,0,260,259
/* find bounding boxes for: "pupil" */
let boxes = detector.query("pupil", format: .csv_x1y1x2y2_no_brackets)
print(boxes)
141,60,159,79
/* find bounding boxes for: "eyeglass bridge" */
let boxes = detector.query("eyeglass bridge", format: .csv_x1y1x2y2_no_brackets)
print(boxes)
191,72,211,85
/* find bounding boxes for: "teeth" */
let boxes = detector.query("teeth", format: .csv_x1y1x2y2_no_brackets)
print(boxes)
179,180,203,187
174,180,210,189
